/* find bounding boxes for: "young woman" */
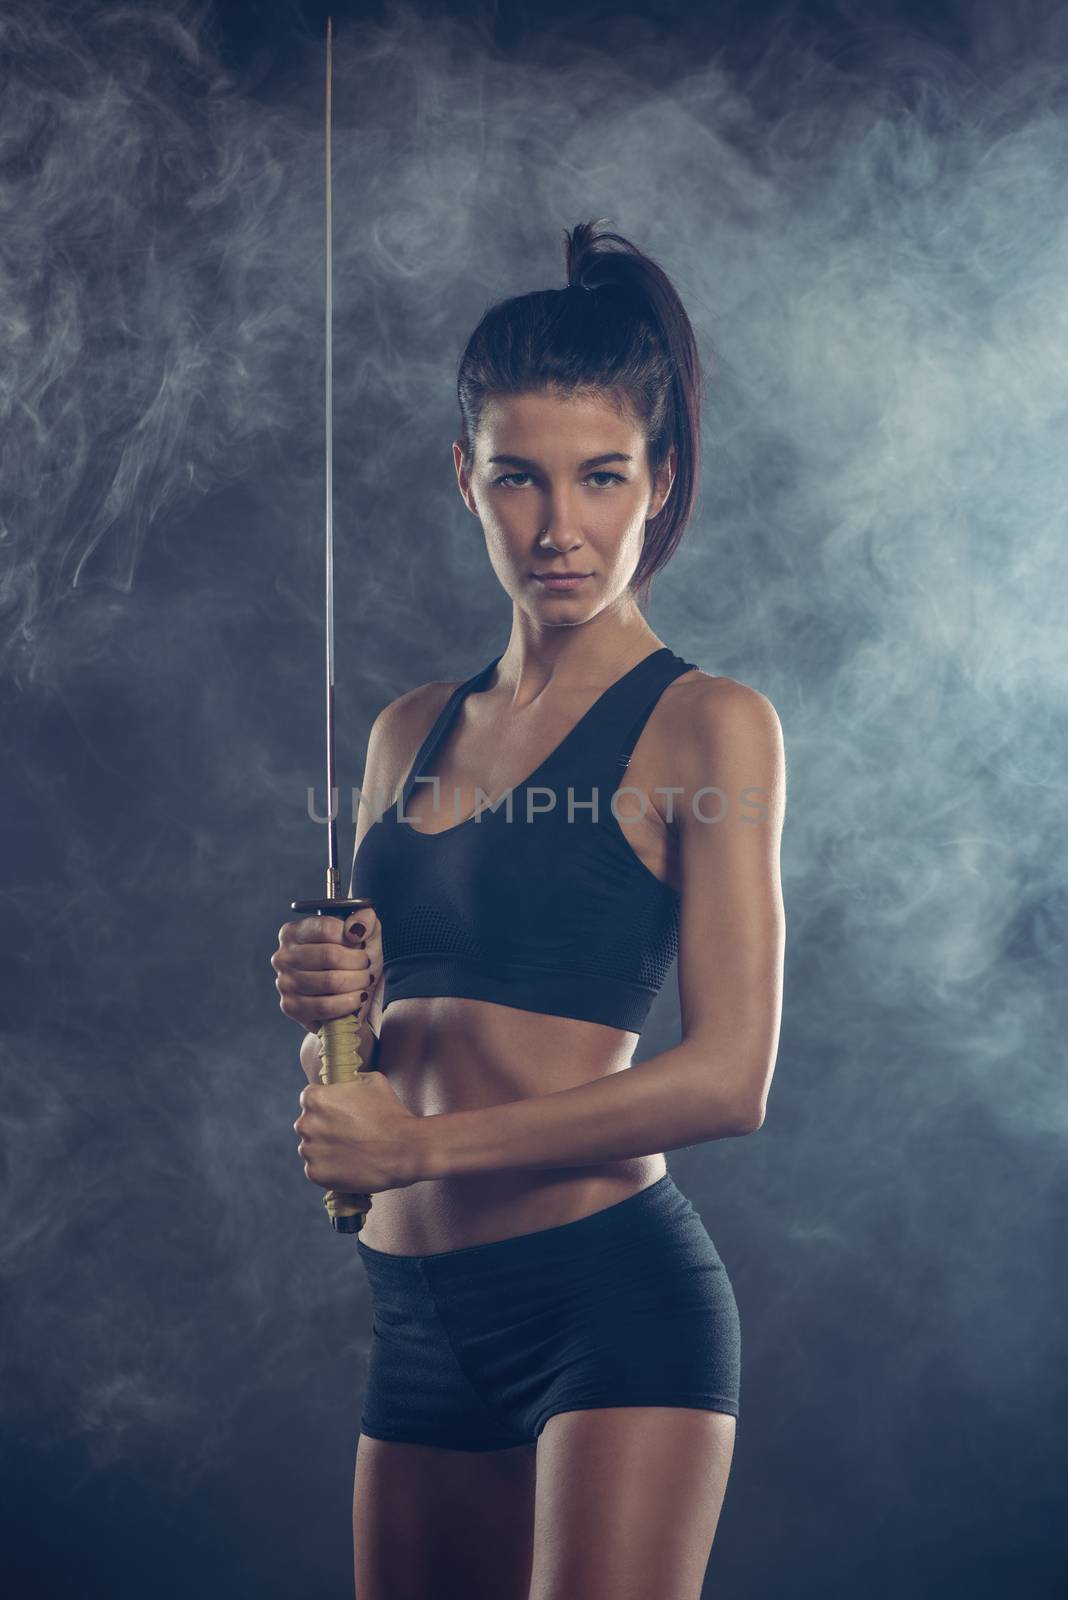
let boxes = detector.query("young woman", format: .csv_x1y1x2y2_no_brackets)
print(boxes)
272,220,786,1600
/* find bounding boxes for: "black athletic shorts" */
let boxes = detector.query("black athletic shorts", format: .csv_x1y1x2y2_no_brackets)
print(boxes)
355,1172,741,1451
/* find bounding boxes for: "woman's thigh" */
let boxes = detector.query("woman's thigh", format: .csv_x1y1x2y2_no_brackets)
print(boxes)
529,1406,736,1600
353,1432,537,1600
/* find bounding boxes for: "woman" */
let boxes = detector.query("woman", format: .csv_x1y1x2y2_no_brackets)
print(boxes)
272,220,786,1600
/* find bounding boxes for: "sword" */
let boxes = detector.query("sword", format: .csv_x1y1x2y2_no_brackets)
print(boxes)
291,16,374,1235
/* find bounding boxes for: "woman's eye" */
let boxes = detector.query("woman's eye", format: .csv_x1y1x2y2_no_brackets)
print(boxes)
493,471,625,489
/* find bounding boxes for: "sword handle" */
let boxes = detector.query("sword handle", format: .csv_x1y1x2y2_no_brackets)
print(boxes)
291,896,376,1234
316,1011,373,1233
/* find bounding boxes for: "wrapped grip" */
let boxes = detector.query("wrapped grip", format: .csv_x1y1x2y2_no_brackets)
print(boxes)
316,1013,372,1232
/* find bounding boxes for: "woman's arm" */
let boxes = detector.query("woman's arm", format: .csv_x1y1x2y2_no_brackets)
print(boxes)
407,679,787,1181
410,1040,754,1179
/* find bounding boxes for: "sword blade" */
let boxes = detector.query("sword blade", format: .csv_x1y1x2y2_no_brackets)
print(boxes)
324,16,338,897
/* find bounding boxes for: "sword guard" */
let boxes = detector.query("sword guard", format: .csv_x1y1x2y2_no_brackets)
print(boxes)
290,896,374,917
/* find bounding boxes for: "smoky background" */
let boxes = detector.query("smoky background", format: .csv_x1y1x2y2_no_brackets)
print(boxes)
1,0,1065,1595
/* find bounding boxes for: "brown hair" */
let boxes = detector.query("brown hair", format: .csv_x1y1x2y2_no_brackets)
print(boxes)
456,219,705,609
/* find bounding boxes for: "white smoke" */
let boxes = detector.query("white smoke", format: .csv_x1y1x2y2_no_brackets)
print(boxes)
1,0,1065,1523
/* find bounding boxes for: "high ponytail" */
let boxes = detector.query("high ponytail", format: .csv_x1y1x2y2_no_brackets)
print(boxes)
456,219,704,609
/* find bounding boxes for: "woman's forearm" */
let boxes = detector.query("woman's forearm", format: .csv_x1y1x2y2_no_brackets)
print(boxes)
408,1041,758,1182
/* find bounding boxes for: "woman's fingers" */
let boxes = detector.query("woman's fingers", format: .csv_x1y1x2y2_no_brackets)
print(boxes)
274,915,363,962
283,987,370,1026
277,973,373,1025
277,964,370,998
272,909,382,1029
271,943,366,973
272,944,372,978
342,904,379,942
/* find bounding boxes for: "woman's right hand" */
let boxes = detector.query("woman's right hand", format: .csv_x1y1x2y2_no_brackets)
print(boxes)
271,905,382,1034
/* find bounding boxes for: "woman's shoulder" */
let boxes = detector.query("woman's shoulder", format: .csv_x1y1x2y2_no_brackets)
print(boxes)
655,665,784,787
369,673,464,756
378,672,463,723
659,667,786,821
668,664,781,724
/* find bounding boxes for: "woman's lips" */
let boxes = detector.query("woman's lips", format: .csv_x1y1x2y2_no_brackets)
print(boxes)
532,573,592,590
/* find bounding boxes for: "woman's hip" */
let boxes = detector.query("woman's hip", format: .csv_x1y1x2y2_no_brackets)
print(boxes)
354,1171,738,1356
357,1171,742,1424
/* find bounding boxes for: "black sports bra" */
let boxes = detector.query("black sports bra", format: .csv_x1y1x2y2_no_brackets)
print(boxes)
349,646,700,1034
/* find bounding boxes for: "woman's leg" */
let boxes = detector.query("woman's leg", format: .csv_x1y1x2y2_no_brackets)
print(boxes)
353,1432,536,1600
528,1406,736,1600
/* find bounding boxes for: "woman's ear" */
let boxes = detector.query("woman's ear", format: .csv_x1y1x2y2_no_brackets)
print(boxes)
452,440,480,517
649,445,677,519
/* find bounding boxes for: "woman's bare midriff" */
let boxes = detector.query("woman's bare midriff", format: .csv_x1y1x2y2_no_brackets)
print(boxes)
357,994,667,1255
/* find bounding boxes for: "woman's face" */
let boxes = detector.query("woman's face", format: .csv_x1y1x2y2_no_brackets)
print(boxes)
453,388,675,623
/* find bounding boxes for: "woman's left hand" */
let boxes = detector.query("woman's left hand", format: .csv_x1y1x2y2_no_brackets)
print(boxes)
293,1073,422,1194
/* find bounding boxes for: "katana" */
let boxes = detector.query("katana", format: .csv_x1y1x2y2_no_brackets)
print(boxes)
291,16,374,1235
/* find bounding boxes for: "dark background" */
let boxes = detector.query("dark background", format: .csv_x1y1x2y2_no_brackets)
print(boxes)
2,0,1066,1595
